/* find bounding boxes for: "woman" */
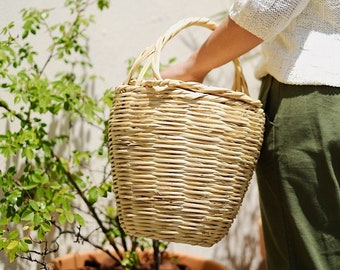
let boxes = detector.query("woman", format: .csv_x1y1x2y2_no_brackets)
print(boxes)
161,1,340,269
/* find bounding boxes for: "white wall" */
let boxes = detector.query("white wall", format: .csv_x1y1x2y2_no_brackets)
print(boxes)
0,1,263,269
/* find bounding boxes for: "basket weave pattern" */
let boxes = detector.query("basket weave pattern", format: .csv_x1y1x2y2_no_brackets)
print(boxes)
108,18,265,247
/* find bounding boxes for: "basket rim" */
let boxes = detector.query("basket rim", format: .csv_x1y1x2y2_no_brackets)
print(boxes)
115,78,263,108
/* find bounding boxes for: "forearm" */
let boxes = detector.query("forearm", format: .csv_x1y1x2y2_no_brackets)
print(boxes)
191,16,262,76
161,16,263,82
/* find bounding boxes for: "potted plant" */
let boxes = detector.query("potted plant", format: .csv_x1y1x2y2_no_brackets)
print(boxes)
0,1,227,269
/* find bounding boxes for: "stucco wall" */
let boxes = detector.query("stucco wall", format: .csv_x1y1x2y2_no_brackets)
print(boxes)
0,1,263,269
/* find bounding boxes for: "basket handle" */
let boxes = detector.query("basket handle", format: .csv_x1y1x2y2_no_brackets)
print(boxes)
125,17,249,95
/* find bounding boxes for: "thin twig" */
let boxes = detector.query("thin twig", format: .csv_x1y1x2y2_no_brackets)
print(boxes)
153,240,160,270
55,155,124,262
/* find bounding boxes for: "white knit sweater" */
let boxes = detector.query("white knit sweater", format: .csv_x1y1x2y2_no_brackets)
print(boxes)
229,0,340,87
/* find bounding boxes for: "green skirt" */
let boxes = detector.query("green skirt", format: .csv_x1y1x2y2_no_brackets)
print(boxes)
256,75,340,270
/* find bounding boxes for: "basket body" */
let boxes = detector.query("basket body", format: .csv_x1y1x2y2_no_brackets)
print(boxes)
108,80,265,247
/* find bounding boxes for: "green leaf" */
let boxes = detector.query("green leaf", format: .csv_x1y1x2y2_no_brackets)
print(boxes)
7,240,19,250
23,237,32,244
36,186,44,198
19,240,29,252
40,173,49,185
29,200,39,211
49,181,61,190
8,230,19,240
0,215,8,226
13,214,21,224
8,250,17,262
65,211,74,223
121,251,139,269
33,213,42,226
62,199,71,211
74,213,85,226
40,221,51,232
7,189,21,204
37,227,45,241
29,172,42,184
22,183,37,190
21,210,34,221
97,0,110,10
21,148,34,160
58,214,66,225
42,142,52,157
42,211,51,221
22,30,29,39
88,186,98,205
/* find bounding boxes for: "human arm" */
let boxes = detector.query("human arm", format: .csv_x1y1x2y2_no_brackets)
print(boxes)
160,16,263,82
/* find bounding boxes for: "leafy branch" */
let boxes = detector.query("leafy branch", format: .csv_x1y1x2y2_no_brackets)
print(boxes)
0,0,116,268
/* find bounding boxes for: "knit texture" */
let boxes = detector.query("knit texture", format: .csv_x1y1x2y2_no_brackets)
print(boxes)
230,0,340,87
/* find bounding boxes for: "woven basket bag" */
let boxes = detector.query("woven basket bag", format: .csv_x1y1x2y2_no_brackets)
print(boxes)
108,17,265,247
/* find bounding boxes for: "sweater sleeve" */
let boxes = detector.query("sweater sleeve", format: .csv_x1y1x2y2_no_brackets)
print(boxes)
229,0,310,40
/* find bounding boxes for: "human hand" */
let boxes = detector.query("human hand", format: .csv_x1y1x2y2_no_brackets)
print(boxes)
160,56,206,83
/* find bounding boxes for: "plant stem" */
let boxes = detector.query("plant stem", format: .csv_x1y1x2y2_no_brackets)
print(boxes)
115,216,128,251
153,240,160,270
55,155,124,263
0,99,26,122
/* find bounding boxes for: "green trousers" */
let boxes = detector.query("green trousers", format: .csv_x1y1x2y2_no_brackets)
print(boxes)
256,75,340,270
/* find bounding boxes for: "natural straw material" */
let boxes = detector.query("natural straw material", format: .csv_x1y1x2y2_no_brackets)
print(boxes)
108,17,265,247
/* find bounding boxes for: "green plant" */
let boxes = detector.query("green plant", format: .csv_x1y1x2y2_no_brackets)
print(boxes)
0,1,168,269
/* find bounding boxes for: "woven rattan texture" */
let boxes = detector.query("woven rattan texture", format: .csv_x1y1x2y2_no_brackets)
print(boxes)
108,17,265,247
108,81,264,246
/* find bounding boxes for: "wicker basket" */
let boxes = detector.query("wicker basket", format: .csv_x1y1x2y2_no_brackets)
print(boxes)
108,17,265,247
